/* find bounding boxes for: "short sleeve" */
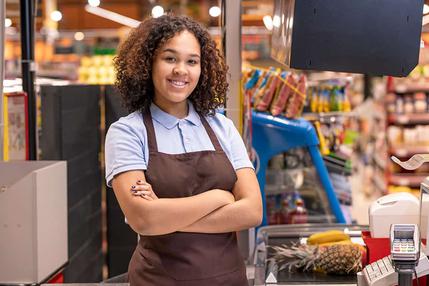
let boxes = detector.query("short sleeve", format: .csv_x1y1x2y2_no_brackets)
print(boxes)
105,119,147,187
225,118,254,171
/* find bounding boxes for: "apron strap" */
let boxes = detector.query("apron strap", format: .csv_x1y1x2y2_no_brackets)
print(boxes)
199,115,223,152
142,108,158,153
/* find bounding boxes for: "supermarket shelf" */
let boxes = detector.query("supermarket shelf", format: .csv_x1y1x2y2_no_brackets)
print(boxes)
387,113,429,124
373,153,386,169
388,173,429,187
302,112,356,122
394,83,429,93
390,145,429,157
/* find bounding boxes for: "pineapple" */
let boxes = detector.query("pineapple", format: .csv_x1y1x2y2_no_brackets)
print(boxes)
269,243,363,275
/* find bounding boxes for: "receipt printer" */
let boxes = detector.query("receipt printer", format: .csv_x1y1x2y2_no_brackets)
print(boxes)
369,192,420,238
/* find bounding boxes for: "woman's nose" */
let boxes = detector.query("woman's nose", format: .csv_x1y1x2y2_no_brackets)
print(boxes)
172,63,187,75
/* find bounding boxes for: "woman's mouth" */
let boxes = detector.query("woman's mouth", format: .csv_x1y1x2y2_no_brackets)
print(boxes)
168,79,188,88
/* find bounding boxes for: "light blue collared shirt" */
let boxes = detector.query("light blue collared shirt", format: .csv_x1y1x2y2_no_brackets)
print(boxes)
105,102,253,187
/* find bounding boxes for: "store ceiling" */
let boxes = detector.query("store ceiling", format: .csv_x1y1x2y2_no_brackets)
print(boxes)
4,0,272,30
5,0,429,31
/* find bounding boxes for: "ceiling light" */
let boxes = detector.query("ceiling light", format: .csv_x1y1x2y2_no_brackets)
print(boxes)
74,32,85,41
424,4,429,14
209,6,221,17
50,10,63,22
272,15,281,28
5,18,12,27
88,0,100,7
85,5,140,28
152,5,164,18
424,4,429,15
263,15,273,31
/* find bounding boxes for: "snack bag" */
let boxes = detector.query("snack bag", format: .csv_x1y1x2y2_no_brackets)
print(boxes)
285,75,307,118
256,75,280,111
271,74,296,116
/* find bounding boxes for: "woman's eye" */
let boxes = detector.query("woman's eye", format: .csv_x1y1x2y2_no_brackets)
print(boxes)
165,57,176,63
188,59,198,65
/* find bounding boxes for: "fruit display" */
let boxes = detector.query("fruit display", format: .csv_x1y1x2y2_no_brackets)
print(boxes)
78,55,116,85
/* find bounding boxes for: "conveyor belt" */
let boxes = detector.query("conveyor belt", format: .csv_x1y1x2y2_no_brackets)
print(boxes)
253,224,369,285
268,237,357,284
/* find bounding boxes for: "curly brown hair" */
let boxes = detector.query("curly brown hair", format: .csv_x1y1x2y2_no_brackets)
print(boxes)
114,14,229,116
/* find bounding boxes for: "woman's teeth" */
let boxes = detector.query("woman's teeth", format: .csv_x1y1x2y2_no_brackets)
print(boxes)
169,80,187,88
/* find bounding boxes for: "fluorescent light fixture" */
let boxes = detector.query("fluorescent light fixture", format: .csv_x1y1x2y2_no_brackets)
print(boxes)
152,5,164,18
50,10,63,22
424,4,429,14
74,32,85,41
263,15,273,31
209,6,221,17
85,5,140,28
88,0,100,8
5,18,12,27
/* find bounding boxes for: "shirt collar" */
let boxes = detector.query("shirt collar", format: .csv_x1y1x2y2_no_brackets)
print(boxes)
150,101,202,130
184,102,202,127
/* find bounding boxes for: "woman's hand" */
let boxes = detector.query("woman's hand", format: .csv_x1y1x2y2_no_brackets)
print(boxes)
131,180,158,201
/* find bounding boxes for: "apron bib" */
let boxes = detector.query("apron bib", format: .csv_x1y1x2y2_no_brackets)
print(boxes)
128,109,247,286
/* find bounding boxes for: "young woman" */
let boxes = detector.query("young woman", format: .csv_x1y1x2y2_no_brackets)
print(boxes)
105,14,262,285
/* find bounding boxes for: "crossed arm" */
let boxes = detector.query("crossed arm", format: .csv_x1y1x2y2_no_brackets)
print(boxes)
111,168,262,236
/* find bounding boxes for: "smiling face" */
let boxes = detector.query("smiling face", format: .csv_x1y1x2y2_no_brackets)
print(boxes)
152,30,201,117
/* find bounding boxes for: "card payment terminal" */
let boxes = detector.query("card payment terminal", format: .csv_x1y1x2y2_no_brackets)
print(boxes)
390,224,420,286
358,224,429,286
390,224,420,262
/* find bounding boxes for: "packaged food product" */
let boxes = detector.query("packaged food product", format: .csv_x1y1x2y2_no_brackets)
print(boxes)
414,92,427,113
396,96,404,114
404,95,414,114
270,74,296,116
284,75,307,118
256,75,280,111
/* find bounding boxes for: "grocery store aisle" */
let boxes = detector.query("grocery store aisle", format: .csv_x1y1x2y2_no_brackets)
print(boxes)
350,161,380,225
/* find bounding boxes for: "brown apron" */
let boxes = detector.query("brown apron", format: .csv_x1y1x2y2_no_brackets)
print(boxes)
128,109,247,286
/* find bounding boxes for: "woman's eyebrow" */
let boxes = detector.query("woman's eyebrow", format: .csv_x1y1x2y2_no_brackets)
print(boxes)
161,48,200,58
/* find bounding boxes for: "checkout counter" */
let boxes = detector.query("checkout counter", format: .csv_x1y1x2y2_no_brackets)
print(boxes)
15,163,429,286
247,183,429,286
41,224,362,285
2,152,428,286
